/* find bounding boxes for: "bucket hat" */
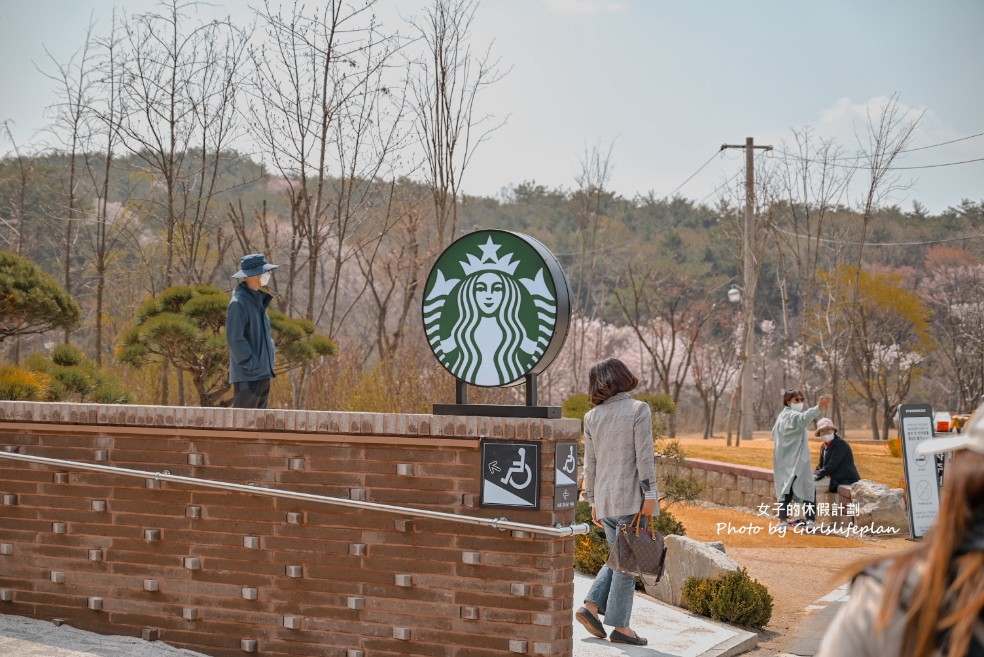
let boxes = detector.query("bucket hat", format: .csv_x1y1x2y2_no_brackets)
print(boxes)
916,401,984,456
232,253,278,279
815,418,838,436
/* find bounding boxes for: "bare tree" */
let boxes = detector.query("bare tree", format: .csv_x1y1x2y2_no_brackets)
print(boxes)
249,0,408,406
80,11,130,365
691,311,740,438
614,268,714,437
118,0,248,289
41,27,98,344
409,0,504,249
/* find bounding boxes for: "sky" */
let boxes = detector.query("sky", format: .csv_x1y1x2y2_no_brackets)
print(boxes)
1,0,982,214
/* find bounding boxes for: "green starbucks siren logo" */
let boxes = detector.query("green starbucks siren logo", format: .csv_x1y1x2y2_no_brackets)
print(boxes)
423,230,570,387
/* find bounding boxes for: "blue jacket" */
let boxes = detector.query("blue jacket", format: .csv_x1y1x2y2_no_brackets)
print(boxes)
226,283,275,383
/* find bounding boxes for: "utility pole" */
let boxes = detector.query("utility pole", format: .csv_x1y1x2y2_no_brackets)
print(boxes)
721,138,772,446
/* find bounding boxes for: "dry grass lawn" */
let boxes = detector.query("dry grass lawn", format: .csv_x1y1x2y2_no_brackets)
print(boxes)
673,432,906,488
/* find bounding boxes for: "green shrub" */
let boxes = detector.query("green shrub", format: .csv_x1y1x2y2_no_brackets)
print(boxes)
681,568,773,628
651,508,686,536
574,501,609,576
574,501,686,576
0,366,52,401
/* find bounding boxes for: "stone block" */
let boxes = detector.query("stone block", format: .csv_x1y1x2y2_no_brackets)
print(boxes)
244,536,260,549
88,549,103,561
51,572,65,584
53,472,69,484
286,512,303,524
393,628,412,640
721,472,738,489
642,535,741,607
852,479,910,534
462,551,481,565
240,639,257,652
396,463,414,476
142,628,159,642
187,453,204,466
183,557,201,570
349,543,367,556
460,606,479,620
91,500,107,512
285,565,303,578
0,543,12,555
143,580,159,592
144,529,161,542
395,574,413,587
394,519,414,532
186,506,201,519
242,588,258,600
705,470,722,488
283,616,302,630
510,583,530,596
346,596,365,610
182,608,199,621
87,597,103,611
1,494,16,506
288,458,305,471
728,489,744,508
0,589,11,602
509,640,529,654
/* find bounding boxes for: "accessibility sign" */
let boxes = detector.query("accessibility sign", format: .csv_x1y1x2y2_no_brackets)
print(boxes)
480,440,540,509
554,442,578,510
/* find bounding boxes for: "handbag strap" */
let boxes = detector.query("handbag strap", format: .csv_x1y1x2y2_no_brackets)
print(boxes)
628,512,656,535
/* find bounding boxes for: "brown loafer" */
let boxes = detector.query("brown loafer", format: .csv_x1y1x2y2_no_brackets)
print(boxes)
575,607,607,639
610,629,648,645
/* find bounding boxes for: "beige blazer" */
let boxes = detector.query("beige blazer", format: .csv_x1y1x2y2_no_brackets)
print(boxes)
582,392,658,519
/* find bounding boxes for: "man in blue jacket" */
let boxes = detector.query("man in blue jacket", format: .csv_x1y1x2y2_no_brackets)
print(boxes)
226,253,278,408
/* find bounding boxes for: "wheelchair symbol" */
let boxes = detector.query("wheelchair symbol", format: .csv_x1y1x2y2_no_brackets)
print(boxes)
500,448,533,490
562,446,576,474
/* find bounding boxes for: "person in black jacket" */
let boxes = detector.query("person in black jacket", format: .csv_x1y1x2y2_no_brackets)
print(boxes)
226,253,278,408
813,418,861,493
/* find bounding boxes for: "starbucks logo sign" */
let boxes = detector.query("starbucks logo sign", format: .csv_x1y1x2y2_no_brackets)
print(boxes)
423,230,570,387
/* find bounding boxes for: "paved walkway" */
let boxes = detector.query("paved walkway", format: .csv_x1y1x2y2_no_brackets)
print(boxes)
0,576,757,657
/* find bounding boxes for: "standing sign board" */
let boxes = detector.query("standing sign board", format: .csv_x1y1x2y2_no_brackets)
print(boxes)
423,230,570,418
553,442,579,511
897,403,941,539
480,441,540,509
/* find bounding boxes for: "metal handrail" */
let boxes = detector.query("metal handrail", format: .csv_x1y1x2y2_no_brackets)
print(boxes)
0,451,589,538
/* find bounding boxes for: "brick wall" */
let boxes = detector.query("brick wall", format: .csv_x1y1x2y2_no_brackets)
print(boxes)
0,401,581,657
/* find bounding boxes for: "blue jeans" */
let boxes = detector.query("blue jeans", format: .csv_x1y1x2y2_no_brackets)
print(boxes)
584,514,640,628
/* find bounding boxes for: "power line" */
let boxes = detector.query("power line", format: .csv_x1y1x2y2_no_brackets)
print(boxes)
773,226,984,247
771,130,984,164
663,150,722,200
902,130,984,153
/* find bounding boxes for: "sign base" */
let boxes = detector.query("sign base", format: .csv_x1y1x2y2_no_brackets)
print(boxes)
433,404,561,419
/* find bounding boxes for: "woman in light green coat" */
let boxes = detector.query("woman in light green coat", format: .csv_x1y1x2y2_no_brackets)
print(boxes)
772,388,831,530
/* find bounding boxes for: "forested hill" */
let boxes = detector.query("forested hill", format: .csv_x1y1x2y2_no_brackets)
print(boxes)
2,148,983,436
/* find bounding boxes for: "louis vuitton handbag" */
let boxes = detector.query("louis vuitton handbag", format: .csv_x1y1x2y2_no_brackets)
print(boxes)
605,513,667,582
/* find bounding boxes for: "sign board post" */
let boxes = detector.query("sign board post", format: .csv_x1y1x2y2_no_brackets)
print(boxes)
480,440,541,510
553,442,578,511
897,403,941,539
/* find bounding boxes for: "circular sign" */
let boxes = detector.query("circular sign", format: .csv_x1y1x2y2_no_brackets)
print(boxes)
422,230,570,387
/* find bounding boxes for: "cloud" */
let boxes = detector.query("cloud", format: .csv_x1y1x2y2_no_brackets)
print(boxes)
542,0,628,16
813,95,946,151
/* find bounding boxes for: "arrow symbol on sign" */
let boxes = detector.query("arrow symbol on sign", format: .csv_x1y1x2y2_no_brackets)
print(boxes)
563,490,570,500
488,461,501,475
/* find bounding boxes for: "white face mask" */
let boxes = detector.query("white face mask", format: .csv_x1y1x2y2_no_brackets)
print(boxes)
790,402,804,412
822,433,835,443
259,272,271,287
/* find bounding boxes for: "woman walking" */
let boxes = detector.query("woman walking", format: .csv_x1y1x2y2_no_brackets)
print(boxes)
575,358,659,646
816,403,984,656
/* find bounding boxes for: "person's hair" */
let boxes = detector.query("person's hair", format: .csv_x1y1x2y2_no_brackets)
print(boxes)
588,358,638,405
846,450,984,657
782,388,803,407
